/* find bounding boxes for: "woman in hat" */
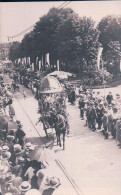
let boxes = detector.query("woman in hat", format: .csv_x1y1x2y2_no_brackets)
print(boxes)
4,173,20,195
41,176,60,195
12,165,23,190
0,165,8,194
1,149,11,169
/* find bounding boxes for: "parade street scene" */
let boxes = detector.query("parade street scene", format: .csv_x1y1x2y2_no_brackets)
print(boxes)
1,1,121,195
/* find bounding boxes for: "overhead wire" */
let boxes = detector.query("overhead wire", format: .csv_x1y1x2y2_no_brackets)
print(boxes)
8,1,71,41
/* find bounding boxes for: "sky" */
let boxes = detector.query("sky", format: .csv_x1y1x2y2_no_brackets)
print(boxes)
0,1,121,43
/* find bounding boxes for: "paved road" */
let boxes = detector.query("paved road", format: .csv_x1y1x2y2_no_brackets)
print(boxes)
4,74,79,195
4,74,121,195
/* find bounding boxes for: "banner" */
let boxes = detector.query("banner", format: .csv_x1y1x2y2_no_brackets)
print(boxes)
39,61,41,70
32,63,34,71
57,60,60,71
97,47,103,69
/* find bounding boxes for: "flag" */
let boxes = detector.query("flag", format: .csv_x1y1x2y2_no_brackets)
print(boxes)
46,53,50,65
32,63,34,71
24,57,27,65
27,57,30,65
97,47,103,69
57,60,59,71
41,55,43,66
22,58,24,65
120,60,121,72
36,57,38,65
39,61,41,70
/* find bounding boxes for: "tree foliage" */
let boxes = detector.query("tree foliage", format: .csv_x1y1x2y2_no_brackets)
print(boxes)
9,9,121,84
9,41,20,61
103,41,121,77
98,15,121,50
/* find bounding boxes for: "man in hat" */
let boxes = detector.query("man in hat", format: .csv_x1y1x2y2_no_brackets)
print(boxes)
96,103,104,130
78,97,85,120
4,173,20,195
19,181,31,195
40,176,60,195
106,92,113,105
16,127,26,149
89,102,97,131
111,107,119,138
102,109,108,139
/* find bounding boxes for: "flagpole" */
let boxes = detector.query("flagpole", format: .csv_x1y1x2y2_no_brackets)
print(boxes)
102,60,105,101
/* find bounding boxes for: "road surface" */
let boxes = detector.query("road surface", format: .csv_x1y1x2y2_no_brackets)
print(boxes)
4,74,121,195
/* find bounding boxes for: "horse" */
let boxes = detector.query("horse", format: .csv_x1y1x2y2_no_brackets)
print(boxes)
41,112,67,150
53,113,67,150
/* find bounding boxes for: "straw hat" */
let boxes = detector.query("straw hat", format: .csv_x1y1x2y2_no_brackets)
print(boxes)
14,148,22,155
25,189,41,195
25,142,36,151
19,181,31,192
17,157,25,164
6,174,14,184
12,165,21,174
25,142,32,148
7,135,15,142
14,144,21,151
2,151,11,160
2,145,9,152
45,177,60,188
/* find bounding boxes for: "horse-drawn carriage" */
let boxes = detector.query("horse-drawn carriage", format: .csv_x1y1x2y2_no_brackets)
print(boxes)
38,76,69,150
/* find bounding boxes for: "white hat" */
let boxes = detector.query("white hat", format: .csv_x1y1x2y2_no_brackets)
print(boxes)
25,189,41,195
5,193,13,195
2,145,9,152
14,144,21,150
2,151,11,160
45,177,60,188
6,174,14,184
25,142,32,148
19,181,31,192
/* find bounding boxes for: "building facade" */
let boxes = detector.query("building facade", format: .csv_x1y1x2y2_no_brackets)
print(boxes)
0,43,11,60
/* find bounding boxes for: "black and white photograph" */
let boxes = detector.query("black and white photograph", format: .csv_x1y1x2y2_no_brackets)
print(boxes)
0,1,121,194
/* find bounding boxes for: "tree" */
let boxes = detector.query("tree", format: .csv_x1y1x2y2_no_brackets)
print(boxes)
103,41,121,77
98,15,121,50
77,17,99,78
9,41,20,61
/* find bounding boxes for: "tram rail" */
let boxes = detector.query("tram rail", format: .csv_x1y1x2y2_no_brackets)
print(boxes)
3,74,83,195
